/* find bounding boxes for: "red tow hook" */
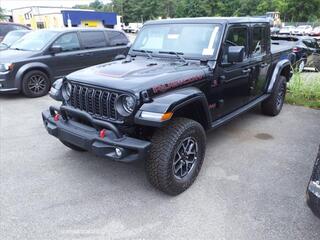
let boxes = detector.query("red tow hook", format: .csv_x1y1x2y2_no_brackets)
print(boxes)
99,129,107,139
54,114,60,122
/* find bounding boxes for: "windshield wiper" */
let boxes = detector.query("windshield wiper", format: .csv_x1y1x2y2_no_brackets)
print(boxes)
132,49,153,59
0,42,9,47
158,51,187,63
10,47,24,51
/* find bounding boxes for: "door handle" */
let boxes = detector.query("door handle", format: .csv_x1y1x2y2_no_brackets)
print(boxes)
76,53,85,57
260,63,268,68
242,68,251,74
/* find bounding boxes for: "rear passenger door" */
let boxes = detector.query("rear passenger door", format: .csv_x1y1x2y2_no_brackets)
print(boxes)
249,24,271,99
77,31,108,68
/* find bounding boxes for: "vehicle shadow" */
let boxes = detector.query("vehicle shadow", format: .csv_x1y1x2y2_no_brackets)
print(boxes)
59,105,262,197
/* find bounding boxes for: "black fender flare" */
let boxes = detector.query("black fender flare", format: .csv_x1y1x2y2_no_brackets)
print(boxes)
15,62,52,89
267,59,291,93
134,87,211,128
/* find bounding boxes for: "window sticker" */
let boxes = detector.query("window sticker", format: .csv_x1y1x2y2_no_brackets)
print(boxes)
167,34,180,39
202,26,219,56
202,48,214,56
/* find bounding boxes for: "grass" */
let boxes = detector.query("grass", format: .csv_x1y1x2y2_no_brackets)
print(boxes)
285,73,320,109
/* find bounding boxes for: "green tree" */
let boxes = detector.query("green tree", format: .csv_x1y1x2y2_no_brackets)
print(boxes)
0,7,6,20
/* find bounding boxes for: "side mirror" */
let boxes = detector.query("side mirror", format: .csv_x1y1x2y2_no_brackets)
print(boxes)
228,46,245,63
50,45,62,54
114,54,126,60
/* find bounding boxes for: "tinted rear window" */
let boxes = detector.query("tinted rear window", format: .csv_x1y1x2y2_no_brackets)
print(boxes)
107,31,129,46
80,31,107,49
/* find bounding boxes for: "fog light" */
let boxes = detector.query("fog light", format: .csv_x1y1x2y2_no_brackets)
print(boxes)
115,148,122,157
54,114,60,122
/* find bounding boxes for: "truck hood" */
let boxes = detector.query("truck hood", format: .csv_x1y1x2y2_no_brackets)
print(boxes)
66,57,209,94
0,49,40,62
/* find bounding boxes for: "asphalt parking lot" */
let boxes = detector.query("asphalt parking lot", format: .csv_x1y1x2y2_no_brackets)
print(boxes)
0,95,320,240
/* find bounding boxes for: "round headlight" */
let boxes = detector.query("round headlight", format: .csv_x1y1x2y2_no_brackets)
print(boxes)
62,82,72,101
115,94,136,116
123,96,135,113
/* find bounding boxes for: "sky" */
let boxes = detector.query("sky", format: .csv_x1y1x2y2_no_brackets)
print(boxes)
0,0,111,11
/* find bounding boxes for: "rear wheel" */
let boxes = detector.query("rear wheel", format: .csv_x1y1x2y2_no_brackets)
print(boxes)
261,76,287,116
22,70,50,98
60,140,87,152
146,118,206,195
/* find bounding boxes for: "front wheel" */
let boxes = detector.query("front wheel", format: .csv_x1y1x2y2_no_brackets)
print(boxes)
261,76,287,116
146,118,206,195
22,70,50,98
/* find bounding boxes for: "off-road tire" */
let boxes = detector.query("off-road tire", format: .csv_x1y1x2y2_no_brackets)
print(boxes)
22,70,50,98
306,146,320,217
146,118,206,195
261,76,287,116
60,140,87,152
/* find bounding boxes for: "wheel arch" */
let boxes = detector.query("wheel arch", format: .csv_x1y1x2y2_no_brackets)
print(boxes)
15,62,52,89
135,87,211,129
267,59,292,93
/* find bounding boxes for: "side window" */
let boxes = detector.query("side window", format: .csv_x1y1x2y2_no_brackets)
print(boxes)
80,31,107,49
52,33,80,52
223,26,248,63
251,26,267,56
107,31,129,46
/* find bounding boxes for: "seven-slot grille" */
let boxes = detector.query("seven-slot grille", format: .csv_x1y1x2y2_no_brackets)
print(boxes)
69,83,119,121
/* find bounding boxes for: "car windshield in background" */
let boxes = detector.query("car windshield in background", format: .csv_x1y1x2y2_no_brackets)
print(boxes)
1,31,29,46
132,24,221,59
10,30,58,51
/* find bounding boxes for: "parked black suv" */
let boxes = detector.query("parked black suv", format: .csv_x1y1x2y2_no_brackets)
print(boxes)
272,35,320,72
0,28,130,97
43,18,293,195
0,22,30,42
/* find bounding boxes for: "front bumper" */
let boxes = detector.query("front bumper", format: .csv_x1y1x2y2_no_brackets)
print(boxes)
42,106,151,162
0,71,18,93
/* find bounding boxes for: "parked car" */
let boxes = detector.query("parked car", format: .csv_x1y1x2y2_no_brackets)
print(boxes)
270,26,280,34
293,25,313,35
279,26,295,35
0,28,130,97
271,35,320,72
309,26,320,36
0,30,30,50
43,17,293,195
306,145,320,218
0,22,30,42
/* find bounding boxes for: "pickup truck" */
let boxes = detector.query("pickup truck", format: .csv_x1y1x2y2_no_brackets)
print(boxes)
42,17,293,195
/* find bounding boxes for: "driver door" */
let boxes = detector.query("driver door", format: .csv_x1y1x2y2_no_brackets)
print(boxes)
215,25,254,118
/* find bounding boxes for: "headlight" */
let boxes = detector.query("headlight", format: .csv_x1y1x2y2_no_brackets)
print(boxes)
115,94,136,116
62,81,72,101
0,63,14,72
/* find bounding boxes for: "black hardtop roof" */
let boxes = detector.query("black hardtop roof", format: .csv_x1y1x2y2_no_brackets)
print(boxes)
145,17,269,25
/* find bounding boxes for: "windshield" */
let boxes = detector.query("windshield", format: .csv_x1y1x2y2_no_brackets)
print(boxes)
2,31,29,46
10,30,58,51
132,23,221,59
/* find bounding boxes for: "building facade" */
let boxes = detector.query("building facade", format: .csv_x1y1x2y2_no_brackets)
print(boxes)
11,7,118,30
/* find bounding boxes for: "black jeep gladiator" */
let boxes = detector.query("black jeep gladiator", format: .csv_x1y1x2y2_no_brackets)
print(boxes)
42,17,293,195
